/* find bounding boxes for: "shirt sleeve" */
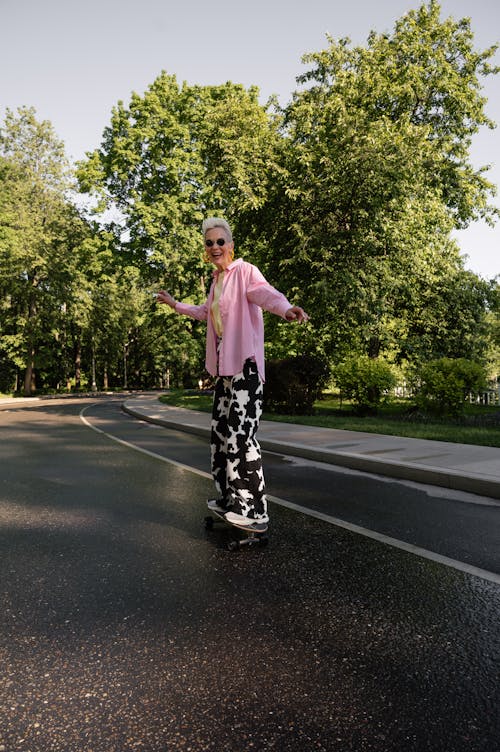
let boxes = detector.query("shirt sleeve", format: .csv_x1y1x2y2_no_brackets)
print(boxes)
174,301,209,321
246,265,292,318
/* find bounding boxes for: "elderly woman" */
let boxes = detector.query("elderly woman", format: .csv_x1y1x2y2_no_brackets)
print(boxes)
157,217,308,531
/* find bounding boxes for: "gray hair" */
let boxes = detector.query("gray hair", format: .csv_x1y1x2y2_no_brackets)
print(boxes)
202,217,233,242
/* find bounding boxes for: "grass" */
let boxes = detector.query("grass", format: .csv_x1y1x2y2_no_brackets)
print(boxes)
159,390,500,448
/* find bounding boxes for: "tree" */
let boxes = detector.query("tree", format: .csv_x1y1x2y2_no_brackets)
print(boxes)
251,1,498,368
77,73,280,385
0,156,28,391
77,73,279,271
70,3,498,390
0,108,74,393
483,279,500,382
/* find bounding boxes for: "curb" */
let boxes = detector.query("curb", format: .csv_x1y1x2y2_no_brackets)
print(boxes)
122,403,500,501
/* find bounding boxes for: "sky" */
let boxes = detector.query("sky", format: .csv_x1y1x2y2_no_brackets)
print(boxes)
1,0,499,280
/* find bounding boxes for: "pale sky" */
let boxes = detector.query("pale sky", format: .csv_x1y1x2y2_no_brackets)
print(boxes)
1,0,498,279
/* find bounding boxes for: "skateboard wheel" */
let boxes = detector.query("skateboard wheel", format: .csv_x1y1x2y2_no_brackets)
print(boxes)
259,536,269,548
204,516,214,530
227,540,240,552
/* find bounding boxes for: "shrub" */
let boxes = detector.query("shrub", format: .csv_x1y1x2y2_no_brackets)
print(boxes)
263,355,330,415
334,355,397,415
414,357,487,416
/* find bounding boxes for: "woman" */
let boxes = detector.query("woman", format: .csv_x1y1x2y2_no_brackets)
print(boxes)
157,217,308,530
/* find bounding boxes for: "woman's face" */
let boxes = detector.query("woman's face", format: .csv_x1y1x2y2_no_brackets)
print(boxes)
204,227,234,271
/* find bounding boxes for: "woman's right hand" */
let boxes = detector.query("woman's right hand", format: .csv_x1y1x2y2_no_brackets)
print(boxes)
156,290,177,309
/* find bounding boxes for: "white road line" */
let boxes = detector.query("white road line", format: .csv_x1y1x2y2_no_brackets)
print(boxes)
80,405,212,480
80,405,500,586
267,495,500,585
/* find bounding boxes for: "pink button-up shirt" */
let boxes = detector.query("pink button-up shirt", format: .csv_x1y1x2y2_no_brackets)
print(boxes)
174,259,292,381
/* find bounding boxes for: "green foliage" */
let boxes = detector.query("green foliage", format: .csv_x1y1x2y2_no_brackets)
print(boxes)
0,4,498,396
334,355,398,414
0,110,90,394
484,280,500,380
413,357,488,416
394,262,496,364
0,106,71,192
76,74,280,386
263,355,330,415
76,73,278,278
249,1,498,367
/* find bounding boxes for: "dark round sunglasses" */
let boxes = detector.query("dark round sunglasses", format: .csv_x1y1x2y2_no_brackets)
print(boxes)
205,238,226,247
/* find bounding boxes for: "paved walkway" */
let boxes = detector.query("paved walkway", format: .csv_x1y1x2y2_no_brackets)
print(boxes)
123,394,500,500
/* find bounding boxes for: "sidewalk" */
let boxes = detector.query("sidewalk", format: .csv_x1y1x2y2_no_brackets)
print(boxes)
123,394,500,500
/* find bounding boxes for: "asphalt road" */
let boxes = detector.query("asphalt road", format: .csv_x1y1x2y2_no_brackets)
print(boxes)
90,399,500,577
0,396,499,752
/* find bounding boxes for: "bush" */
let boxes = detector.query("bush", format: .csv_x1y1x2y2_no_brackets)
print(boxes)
414,357,487,416
334,355,397,415
263,355,330,415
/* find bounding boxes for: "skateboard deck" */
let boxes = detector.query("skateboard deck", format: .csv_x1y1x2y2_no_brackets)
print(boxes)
204,508,269,551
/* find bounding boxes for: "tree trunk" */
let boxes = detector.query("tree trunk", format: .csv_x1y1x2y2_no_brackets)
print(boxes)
91,342,97,392
368,335,381,359
23,294,37,396
74,339,81,390
23,348,35,396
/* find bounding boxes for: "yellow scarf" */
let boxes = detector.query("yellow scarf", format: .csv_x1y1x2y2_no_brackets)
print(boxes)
211,271,225,337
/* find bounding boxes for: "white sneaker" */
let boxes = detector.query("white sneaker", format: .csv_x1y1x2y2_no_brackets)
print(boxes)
224,511,269,530
207,498,228,514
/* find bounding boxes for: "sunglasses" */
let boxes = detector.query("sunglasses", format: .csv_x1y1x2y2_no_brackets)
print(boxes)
205,238,227,248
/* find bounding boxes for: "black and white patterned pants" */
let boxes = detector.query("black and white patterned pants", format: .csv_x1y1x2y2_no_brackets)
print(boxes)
210,358,268,520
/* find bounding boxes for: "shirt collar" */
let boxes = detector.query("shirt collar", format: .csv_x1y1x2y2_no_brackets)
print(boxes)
212,258,242,278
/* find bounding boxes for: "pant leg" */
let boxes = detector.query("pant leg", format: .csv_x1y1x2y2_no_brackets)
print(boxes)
225,359,267,521
210,374,231,501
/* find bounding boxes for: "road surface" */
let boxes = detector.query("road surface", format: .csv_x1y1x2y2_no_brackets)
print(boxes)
0,396,498,751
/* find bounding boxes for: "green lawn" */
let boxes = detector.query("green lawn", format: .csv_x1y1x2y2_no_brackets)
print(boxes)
159,391,500,447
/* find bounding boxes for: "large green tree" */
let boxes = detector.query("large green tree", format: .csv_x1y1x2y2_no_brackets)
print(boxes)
251,0,498,367
0,108,96,393
77,74,279,273
73,2,498,387
77,73,280,384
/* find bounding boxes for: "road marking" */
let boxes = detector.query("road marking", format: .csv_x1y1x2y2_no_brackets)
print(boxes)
80,404,212,480
267,495,500,585
80,405,500,586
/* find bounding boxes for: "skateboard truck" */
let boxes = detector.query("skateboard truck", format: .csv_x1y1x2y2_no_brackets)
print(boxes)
204,512,269,552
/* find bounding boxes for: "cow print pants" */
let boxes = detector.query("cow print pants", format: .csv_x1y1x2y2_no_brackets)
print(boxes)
210,358,268,521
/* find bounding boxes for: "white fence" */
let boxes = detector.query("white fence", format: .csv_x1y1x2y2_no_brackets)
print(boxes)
393,381,500,406
470,389,499,406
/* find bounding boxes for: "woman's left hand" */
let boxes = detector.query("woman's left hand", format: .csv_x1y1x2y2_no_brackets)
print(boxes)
285,306,309,323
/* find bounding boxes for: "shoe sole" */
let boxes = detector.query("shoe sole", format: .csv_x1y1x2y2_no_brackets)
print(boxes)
225,518,268,534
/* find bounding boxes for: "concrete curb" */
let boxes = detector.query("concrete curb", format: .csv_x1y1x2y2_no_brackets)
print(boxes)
122,402,500,500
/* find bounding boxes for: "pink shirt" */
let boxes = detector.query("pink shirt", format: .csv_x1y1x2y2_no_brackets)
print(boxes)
174,259,292,380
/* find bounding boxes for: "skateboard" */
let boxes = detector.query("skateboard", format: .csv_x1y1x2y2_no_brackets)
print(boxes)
204,508,269,551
